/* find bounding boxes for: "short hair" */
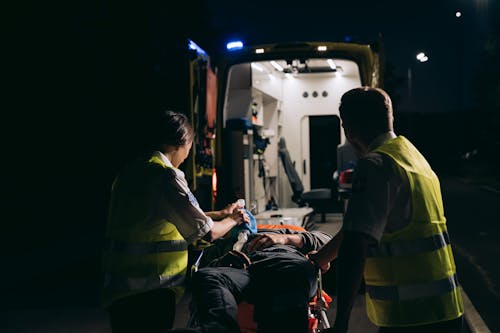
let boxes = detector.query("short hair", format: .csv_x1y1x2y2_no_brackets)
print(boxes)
153,110,194,147
339,87,393,142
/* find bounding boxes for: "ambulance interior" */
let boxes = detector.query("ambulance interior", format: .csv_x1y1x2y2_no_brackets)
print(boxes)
222,57,362,225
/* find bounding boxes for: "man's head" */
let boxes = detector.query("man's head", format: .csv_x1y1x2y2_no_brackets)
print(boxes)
339,87,394,154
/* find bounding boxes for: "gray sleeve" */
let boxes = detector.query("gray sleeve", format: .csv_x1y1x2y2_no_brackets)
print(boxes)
300,230,333,253
159,168,213,243
342,154,394,242
260,228,332,253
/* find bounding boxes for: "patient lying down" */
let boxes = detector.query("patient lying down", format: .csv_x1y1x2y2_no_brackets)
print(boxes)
169,226,332,333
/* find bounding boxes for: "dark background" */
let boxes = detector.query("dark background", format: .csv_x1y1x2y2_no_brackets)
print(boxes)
3,0,499,310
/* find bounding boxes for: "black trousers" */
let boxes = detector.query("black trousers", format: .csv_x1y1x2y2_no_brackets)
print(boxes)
107,288,177,333
378,316,464,333
190,250,318,333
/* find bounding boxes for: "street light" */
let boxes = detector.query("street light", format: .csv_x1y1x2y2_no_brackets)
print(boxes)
416,52,428,63
408,52,429,109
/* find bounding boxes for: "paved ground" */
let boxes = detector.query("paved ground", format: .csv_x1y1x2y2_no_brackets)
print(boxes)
2,292,377,333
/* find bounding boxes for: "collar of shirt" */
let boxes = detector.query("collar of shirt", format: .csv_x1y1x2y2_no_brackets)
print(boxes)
367,131,397,153
152,150,186,178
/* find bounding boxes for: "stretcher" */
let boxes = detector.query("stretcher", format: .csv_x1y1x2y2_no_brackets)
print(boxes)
235,267,331,333
189,224,332,333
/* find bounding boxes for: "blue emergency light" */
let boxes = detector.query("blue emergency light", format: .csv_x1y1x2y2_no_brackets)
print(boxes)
226,40,244,51
188,39,207,56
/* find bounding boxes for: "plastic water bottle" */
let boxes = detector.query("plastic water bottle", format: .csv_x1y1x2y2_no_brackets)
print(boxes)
233,198,249,251
236,199,246,209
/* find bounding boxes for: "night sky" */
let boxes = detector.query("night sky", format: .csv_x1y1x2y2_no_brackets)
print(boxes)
204,0,496,113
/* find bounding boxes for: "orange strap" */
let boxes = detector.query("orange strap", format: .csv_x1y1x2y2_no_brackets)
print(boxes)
309,291,333,307
257,224,306,232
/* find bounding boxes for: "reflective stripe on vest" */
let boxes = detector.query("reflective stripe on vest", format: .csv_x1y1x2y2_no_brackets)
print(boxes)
367,231,450,258
105,238,188,255
366,274,458,301
104,269,186,291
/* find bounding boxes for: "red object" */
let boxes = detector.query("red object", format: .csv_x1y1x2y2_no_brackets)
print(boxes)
237,301,258,333
339,168,354,187
309,291,333,306
237,291,332,333
308,316,318,332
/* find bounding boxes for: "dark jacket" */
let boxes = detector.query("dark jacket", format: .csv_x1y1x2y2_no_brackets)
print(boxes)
196,227,332,268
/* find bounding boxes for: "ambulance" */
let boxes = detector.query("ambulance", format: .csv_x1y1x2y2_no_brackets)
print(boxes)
185,39,383,225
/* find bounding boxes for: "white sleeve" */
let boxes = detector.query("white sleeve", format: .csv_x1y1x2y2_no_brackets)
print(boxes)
342,154,393,242
159,168,214,243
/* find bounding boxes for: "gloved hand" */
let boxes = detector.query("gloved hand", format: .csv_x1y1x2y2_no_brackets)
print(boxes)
230,208,257,239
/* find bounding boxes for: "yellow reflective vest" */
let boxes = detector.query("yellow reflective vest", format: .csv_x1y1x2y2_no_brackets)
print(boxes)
364,136,464,327
101,154,188,308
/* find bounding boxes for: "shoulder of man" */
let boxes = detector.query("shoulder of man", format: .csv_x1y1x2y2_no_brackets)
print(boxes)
352,152,393,193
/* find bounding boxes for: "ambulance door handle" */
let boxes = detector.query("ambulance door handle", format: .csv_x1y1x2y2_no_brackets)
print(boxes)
303,160,307,175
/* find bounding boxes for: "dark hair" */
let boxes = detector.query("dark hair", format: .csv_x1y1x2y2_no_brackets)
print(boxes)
153,110,194,147
339,87,393,143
